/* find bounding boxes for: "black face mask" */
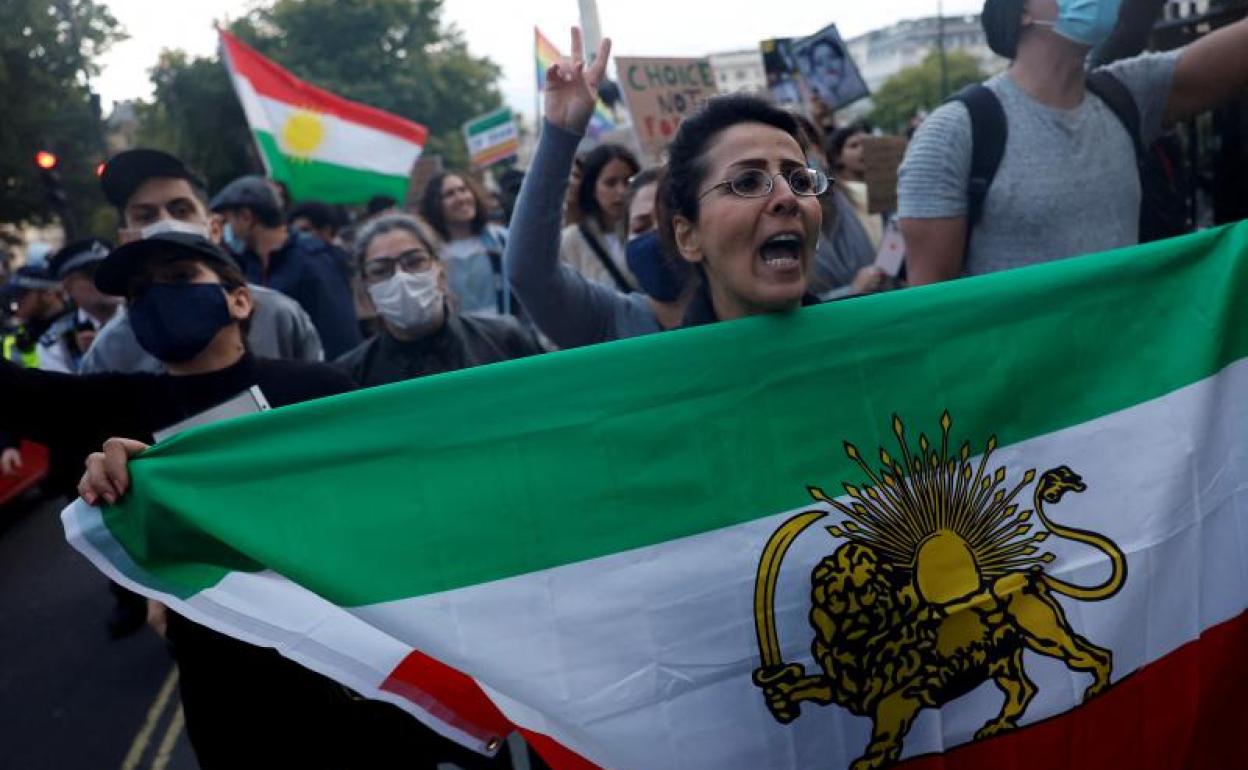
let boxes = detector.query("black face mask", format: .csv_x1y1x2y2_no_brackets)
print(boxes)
626,230,692,303
129,283,233,363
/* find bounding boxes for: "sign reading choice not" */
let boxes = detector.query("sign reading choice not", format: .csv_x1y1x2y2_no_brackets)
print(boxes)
617,57,718,160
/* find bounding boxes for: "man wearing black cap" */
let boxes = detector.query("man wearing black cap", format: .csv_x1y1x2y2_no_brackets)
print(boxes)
0,231,362,766
211,174,362,358
899,0,1248,283
84,149,325,375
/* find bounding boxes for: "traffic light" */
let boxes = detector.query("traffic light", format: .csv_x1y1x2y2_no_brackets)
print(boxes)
33,149,69,208
32,148,76,238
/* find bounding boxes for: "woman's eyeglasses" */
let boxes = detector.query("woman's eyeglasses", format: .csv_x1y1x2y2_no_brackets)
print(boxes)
699,168,831,200
362,249,434,282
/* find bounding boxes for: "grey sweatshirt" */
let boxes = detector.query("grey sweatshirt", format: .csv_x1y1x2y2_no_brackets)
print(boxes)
506,121,661,349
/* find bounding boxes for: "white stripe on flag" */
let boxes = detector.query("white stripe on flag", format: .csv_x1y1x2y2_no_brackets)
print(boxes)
232,74,421,178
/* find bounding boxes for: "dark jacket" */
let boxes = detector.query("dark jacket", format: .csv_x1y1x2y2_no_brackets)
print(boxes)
237,230,362,358
0,353,360,766
335,311,545,389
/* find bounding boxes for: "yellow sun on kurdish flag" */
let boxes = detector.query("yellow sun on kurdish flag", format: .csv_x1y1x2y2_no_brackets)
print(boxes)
282,109,328,159
220,31,427,204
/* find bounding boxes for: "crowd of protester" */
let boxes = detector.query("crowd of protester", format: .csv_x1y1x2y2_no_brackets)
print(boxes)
3,2,1247,767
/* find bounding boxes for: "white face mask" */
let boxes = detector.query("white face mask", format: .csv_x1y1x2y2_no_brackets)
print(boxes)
140,219,212,240
366,268,445,336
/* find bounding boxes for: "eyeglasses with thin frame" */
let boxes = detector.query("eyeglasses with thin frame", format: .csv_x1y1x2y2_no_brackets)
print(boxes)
362,248,434,283
699,167,831,200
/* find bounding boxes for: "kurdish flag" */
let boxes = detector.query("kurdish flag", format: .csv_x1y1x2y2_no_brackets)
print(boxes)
63,224,1248,769
535,27,616,139
219,31,427,204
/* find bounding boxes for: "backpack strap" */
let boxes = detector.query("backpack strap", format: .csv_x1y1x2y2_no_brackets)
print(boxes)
577,222,636,293
1086,70,1144,156
948,84,1008,239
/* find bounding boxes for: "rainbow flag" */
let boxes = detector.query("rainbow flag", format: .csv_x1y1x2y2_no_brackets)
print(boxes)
534,27,616,139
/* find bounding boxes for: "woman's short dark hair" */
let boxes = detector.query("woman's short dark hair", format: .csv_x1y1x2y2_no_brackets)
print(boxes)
826,120,873,168
576,143,640,222
419,171,488,240
656,94,804,255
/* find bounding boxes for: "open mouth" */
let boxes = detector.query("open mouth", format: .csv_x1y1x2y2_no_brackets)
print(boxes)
758,232,804,271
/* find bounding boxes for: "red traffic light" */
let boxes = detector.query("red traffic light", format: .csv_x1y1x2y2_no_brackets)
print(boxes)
34,151,58,170
95,162,106,177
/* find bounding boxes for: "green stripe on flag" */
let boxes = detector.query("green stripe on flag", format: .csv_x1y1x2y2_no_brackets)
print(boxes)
104,223,1248,605
256,132,409,204
466,108,513,135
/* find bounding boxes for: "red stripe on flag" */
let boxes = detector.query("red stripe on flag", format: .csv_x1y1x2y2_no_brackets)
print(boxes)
898,610,1248,770
381,648,512,747
382,611,1248,770
219,30,427,145
519,728,604,770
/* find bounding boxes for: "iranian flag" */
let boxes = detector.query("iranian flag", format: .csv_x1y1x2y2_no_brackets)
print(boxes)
63,224,1248,769
219,30,426,204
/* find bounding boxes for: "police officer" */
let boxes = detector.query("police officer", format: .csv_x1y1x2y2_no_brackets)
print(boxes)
1,264,75,372
48,239,122,366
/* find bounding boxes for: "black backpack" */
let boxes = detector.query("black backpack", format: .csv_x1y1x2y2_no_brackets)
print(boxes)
951,71,1191,247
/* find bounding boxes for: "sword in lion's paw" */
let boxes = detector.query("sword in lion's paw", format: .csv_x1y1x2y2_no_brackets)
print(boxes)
752,508,829,722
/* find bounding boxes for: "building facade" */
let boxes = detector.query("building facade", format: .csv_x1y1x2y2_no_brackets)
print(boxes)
707,48,768,95
845,15,1007,94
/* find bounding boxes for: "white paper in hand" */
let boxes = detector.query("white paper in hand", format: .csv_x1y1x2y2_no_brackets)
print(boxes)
874,223,906,277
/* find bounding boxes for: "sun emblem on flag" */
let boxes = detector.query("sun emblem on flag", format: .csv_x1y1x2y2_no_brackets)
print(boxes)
751,412,1127,770
282,108,326,159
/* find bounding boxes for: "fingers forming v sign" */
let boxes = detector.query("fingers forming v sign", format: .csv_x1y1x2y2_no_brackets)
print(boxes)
543,26,612,135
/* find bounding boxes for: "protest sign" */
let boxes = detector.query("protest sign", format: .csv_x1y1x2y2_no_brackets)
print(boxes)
617,56,718,160
861,135,908,214
791,24,869,111
759,38,804,109
463,107,520,169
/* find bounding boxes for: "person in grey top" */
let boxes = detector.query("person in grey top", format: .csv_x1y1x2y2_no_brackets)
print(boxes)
899,0,1248,283
507,114,662,349
80,284,322,375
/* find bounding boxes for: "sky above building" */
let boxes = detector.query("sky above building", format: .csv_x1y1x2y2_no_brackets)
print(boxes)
96,0,984,119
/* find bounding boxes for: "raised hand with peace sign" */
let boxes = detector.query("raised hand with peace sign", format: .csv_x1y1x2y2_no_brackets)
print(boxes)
542,26,612,136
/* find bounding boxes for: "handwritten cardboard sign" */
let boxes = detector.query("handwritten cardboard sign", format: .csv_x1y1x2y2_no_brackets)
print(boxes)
617,56,718,160
861,136,908,214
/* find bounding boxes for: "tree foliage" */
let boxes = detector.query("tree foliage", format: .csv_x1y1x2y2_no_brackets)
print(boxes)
137,0,503,199
869,51,986,134
136,51,256,195
0,0,124,231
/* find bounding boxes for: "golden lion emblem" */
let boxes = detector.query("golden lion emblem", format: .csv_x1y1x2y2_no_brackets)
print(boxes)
751,413,1126,770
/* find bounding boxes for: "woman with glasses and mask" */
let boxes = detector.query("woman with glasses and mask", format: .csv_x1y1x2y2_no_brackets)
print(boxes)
336,212,544,389
508,28,829,344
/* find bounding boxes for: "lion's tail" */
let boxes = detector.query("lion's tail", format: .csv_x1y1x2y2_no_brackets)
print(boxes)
1034,490,1127,602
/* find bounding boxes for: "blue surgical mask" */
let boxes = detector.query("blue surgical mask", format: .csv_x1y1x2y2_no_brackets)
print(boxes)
129,283,234,363
222,222,246,255
625,230,692,303
1035,0,1122,47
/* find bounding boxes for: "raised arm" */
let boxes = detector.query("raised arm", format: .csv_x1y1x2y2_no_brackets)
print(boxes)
506,28,658,348
1164,17,1248,125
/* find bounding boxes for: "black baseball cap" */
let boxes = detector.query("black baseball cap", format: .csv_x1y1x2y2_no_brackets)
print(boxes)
100,148,206,209
49,238,112,279
982,0,1027,59
209,175,282,218
94,231,241,297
